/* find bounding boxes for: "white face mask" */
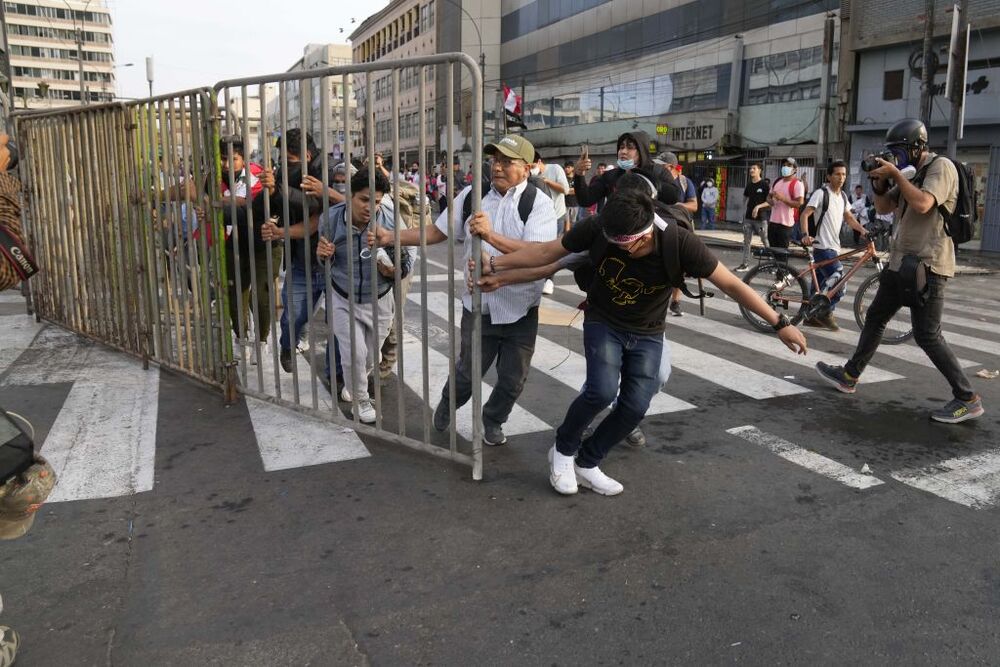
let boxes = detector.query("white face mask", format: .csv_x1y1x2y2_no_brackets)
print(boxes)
530,166,540,176
781,166,794,178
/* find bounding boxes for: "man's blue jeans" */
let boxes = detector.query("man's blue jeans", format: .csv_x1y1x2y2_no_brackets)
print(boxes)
555,321,662,468
811,247,844,308
279,264,340,380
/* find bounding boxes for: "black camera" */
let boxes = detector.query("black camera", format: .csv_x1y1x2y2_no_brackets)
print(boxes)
860,150,897,172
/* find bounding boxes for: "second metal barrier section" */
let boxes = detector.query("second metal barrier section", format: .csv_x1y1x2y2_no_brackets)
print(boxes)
213,54,485,478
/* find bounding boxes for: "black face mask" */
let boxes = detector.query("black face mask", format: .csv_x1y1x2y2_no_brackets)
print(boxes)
276,162,304,190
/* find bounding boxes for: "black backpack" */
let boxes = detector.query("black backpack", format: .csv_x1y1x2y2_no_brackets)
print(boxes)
808,185,850,237
908,156,975,244
461,179,538,225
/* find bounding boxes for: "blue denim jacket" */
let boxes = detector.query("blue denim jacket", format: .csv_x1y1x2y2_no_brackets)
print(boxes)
318,202,414,303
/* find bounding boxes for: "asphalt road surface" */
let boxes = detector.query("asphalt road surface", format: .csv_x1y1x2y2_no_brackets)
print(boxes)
1,244,998,665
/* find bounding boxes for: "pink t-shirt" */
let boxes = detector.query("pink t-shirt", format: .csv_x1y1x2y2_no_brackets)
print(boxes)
769,178,805,227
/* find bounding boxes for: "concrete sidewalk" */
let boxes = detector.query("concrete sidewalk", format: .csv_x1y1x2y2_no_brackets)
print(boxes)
695,226,998,275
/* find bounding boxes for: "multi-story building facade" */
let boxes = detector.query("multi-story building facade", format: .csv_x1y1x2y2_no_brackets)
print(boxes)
500,0,840,220
263,44,358,163
350,0,501,169
841,0,1000,250
4,0,115,108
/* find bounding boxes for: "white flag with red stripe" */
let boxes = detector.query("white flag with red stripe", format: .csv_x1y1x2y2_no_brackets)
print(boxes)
503,85,521,115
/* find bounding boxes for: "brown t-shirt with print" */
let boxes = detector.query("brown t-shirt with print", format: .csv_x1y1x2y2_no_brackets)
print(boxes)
887,153,958,277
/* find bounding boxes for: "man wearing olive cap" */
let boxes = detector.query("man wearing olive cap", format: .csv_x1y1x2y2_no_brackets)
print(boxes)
371,134,557,447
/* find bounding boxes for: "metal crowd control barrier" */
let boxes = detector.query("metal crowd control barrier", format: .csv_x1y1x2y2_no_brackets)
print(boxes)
212,53,485,478
13,89,232,388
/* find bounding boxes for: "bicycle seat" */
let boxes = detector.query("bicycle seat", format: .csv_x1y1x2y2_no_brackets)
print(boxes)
752,247,791,259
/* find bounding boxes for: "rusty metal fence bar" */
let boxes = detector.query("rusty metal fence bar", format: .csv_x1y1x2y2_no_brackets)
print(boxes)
212,53,484,477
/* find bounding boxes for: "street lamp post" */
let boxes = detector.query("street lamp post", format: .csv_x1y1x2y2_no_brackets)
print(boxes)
63,0,94,104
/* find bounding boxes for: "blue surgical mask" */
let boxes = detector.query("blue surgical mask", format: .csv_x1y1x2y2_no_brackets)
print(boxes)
617,159,635,170
780,166,793,177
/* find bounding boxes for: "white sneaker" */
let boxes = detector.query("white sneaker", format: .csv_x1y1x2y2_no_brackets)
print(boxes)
354,399,377,424
575,464,624,496
340,387,352,403
542,278,554,295
548,445,578,495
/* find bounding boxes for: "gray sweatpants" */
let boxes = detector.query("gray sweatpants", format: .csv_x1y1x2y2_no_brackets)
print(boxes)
331,289,394,402
742,217,769,265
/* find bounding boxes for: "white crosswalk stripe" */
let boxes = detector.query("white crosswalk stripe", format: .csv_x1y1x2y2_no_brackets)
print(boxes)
398,329,550,440
699,295,980,370
890,449,1000,509
542,292,811,399
413,291,698,415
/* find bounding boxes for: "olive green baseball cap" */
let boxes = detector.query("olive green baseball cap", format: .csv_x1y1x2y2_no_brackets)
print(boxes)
484,134,535,164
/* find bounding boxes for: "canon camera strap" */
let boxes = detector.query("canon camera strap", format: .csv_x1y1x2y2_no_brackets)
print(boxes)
0,223,38,281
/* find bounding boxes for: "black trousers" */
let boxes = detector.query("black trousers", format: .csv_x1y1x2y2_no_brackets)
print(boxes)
767,222,793,249
441,306,539,428
846,270,974,400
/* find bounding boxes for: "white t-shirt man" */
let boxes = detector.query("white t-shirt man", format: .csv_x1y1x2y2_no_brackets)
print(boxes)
542,162,569,218
806,186,850,251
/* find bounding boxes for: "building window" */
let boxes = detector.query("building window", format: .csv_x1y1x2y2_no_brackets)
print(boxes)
883,70,904,100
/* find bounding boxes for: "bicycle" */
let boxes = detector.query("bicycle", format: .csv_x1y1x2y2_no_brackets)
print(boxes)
739,221,913,344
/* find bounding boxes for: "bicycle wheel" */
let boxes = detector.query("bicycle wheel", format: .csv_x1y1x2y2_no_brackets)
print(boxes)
740,262,810,333
853,273,914,344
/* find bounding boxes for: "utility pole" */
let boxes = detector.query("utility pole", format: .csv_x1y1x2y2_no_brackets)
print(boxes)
76,26,86,104
919,0,936,127
816,13,835,180
946,0,969,158
145,56,154,98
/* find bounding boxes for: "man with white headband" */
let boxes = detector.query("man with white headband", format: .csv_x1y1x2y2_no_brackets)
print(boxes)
477,187,808,496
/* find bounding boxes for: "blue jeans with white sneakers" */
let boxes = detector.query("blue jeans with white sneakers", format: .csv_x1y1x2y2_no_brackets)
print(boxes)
557,321,663,468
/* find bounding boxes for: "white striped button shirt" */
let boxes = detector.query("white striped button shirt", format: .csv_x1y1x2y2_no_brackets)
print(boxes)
434,178,558,325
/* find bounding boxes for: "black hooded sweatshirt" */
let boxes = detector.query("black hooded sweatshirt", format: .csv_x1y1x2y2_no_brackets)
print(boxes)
248,155,335,269
573,130,682,208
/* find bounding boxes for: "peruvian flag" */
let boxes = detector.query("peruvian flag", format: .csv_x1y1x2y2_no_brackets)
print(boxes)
503,85,522,115
502,84,526,129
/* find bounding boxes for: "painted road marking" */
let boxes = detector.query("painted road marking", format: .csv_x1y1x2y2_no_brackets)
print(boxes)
399,330,550,440
727,425,884,490
247,396,369,472
890,449,1000,510
420,291,698,415
669,304,903,383
45,351,159,503
0,314,43,376
549,289,810,399
703,296,979,370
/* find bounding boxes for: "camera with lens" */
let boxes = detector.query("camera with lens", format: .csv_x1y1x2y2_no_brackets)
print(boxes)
860,150,898,172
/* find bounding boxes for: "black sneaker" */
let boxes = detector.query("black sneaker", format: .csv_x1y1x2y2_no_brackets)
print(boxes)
625,427,646,447
279,347,293,373
735,264,749,272
432,400,450,432
815,361,858,394
483,423,507,446
930,395,985,424
669,300,683,317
